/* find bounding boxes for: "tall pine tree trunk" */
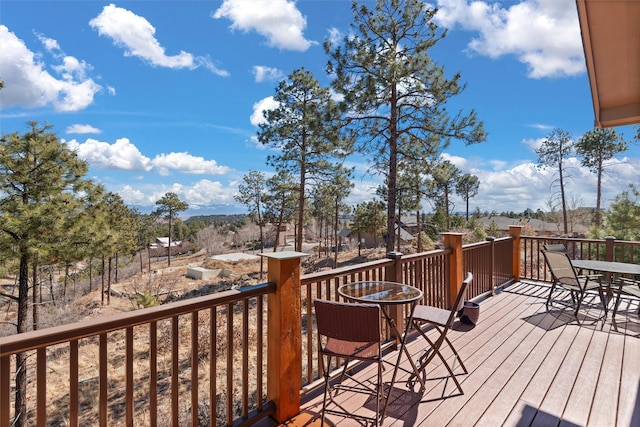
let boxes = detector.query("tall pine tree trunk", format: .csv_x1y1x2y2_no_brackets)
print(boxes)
416,210,422,252
107,257,112,305
101,256,105,305
88,256,93,292
15,251,29,427
32,261,38,331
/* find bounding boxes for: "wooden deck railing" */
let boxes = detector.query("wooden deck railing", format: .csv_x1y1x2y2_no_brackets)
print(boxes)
1,228,522,426
520,235,640,282
0,283,276,427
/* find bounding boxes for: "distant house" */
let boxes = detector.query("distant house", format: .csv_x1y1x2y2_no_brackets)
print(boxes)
154,237,182,248
338,227,393,249
477,216,587,236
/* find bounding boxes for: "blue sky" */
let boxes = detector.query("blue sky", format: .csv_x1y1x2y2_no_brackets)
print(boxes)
1,0,638,218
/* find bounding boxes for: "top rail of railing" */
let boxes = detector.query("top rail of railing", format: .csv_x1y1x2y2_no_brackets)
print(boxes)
0,282,275,357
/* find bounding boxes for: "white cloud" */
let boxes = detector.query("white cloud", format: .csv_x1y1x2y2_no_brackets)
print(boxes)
183,179,236,206
117,179,236,210
529,123,554,131
522,137,545,152
250,96,278,127
434,0,584,78
327,27,342,46
118,185,148,205
90,4,229,76
213,0,314,51
441,153,468,169
36,33,60,52
66,124,101,134
0,25,101,111
66,137,153,172
455,154,640,215
151,152,231,176
66,137,232,177
253,65,283,83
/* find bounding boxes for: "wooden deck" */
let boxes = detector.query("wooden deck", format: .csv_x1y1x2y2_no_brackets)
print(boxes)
280,281,640,427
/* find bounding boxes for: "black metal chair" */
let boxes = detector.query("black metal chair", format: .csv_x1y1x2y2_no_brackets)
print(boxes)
409,272,473,395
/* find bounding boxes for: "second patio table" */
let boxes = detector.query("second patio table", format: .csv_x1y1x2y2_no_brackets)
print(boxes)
571,259,640,277
338,281,424,419
572,259,640,315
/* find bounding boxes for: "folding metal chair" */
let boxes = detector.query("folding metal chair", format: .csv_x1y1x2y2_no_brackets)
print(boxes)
541,250,608,317
409,272,473,395
314,299,385,426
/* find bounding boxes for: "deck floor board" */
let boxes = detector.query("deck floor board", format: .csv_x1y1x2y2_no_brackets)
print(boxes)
279,281,640,427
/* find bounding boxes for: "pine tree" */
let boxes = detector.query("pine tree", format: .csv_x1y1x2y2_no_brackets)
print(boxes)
0,122,94,427
264,170,298,251
326,0,485,252
456,173,480,221
257,67,352,252
235,170,267,276
153,192,188,267
432,160,461,230
575,128,628,228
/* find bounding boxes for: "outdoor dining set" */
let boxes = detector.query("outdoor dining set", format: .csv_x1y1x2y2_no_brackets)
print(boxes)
313,273,474,426
311,243,640,426
541,243,640,318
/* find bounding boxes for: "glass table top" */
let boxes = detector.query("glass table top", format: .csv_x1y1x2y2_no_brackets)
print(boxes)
338,281,423,304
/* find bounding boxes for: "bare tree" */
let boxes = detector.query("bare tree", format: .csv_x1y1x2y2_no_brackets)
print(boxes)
536,128,573,234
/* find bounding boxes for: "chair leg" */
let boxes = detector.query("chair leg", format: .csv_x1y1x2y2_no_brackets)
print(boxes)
444,335,468,374
415,336,465,395
320,354,331,426
573,292,583,316
546,283,556,308
375,360,382,427
411,323,466,394
613,292,622,317
597,285,608,317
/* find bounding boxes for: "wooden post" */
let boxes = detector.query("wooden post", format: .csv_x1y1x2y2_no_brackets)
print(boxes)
509,226,523,282
442,233,464,308
605,236,615,261
604,236,615,285
486,236,495,296
260,251,307,423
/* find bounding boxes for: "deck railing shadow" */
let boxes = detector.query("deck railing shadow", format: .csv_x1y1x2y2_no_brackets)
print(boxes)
517,405,583,427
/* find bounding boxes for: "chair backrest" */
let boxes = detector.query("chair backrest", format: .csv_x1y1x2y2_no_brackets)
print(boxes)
541,250,579,287
314,299,381,343
447,272,473,326
543,243,568,253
